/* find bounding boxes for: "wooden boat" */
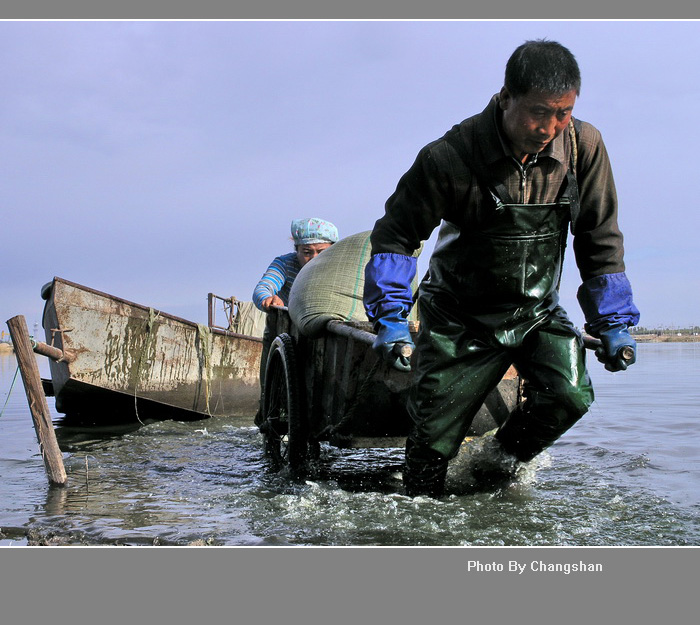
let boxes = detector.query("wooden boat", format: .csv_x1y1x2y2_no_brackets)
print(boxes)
39,277,265,425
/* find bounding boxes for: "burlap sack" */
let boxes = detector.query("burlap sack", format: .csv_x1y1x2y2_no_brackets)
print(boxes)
231,301,267,337
288,230,421,337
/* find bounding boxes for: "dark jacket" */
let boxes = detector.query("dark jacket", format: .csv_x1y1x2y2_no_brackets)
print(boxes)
370,94,626,283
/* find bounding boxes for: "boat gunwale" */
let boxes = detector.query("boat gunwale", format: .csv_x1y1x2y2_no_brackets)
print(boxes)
49,276,263,343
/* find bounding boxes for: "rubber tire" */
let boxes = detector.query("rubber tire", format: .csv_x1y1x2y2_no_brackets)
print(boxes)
261,334,308,476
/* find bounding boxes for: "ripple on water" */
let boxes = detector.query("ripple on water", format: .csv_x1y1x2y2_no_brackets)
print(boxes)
3,346,700,547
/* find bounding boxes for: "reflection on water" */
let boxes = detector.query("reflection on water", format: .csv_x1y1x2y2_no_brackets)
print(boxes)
1,344,700,546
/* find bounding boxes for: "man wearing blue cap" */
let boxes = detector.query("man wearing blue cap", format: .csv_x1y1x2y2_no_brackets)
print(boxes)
253,217,339,312
253,217,338,425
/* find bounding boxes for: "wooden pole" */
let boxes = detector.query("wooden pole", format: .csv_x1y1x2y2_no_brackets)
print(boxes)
6,315,67,486
207,293,215,328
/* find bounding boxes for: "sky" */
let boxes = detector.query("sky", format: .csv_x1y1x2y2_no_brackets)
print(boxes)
1,20,699,336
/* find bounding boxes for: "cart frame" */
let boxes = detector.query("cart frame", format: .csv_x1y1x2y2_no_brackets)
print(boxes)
259,307,521,475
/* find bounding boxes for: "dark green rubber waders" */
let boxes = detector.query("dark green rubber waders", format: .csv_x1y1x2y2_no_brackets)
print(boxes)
403,197,594,497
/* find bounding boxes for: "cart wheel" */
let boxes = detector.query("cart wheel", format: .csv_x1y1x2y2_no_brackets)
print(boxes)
261,333,308,476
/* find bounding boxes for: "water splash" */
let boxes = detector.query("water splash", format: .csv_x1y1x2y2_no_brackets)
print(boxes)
446,431,545,495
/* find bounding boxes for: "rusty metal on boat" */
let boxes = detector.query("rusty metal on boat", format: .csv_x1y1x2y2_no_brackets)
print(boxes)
40,277,264,425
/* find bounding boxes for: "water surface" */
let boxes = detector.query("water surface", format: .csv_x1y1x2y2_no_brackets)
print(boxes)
1,343,698,546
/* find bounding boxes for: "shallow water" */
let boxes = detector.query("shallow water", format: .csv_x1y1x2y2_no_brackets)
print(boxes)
1,343,699,546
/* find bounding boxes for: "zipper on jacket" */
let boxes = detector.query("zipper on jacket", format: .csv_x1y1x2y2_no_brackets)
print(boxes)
516,152,538,203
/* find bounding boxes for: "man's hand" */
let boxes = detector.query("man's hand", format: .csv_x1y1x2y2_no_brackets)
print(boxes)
261,295,284,311
595,324,637,372
372,319,414,372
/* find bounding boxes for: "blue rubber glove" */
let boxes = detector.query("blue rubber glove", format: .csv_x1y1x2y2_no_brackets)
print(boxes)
372,315,415,372
364,252,417,372
596,324,637,372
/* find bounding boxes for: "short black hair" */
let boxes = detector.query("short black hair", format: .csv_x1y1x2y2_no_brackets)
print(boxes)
504,39,581,97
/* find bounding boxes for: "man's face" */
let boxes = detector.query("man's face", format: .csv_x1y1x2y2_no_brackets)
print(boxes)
499,87,577,164
296,242,332,267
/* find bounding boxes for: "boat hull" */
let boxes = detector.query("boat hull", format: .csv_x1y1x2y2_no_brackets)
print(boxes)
42,277,263,424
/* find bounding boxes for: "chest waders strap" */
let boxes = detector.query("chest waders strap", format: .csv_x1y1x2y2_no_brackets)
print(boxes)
443,120,582,230
555,118,583,289
443,120,583,294
567,118,582,234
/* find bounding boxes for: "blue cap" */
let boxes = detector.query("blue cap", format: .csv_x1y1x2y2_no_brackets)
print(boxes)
291,217,339,245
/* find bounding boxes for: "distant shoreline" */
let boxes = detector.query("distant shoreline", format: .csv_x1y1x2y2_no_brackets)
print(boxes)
1,333,698,356
632,334,700,343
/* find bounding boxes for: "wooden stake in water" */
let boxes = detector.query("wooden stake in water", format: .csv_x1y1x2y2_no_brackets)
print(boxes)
6,315,67,486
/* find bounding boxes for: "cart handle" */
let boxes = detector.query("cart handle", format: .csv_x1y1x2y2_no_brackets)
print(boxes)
325,320,414,358
324,323,631,362
582,335,635,361
325,320,378,347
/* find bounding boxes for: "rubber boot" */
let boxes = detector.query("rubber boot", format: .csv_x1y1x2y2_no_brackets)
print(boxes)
495,402,583,463
403,439,449,499
469,431,522,487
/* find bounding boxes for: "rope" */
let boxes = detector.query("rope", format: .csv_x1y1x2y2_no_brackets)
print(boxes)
133,308,161,424
196,324,213,416
225,296,237,331
1,335,38,419
0,366,20,419
568,118,578,177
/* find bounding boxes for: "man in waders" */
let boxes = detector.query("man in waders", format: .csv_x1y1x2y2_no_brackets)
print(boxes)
363,39,640,498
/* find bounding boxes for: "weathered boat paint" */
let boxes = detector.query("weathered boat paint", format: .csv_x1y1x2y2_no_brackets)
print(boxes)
41,277,263,424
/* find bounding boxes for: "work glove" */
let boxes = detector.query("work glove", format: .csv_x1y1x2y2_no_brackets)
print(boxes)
364,252,418,372
372,316,415,372
595,324,637,372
